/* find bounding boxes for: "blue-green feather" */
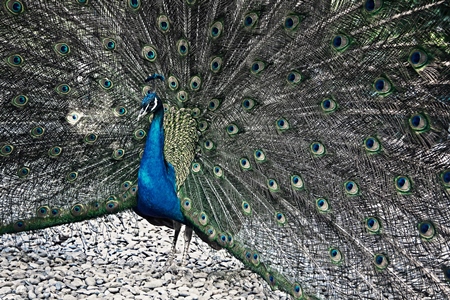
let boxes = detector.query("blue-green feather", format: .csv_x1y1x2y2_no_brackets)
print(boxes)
137,103,185,223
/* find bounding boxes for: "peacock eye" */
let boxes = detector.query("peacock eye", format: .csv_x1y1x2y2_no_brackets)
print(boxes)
208,98,221,111
84,133,98,144
198,120,208,132
189,76,202,91
409,114,428,132
134,129,146,140
374,253,389,270
395,176,412,193
67,171,78,182
251,252,260,266
30,126,45,138
242,98,256,111
7,54,24,67
99,78,113,90
128,0,141,10
191,162,202,173
142,45,157,62
177,39,189,56
267,179,279,192
177,90,188,102
284,14,302,31
210,21,223,39
364,137,381,153
56,84,71,95
418,221,435,240
71,204,84,216
329,247,343,264
167,76,179,91
203,140,214,150
1,144,14,156
102,38,116,50
241,201,251,215
243,12,259,28
321,98,337,113
310,142,325,156
17,166,30,178
12,95,28,108
158,15,170,32
286,71,302,84
292,284,303,298
113,106,127,117
344,181,359,195
54,42,70,56
441,170,450,187
239,158,251,170
332,34,350,51
316,198,330,212
226,123,240,136
210,56,223,73
48,146,62,157
409,49,428,68
373,77,393,95
112,149,125,160
364,0,383,13
365,217,382,234
213,166,223,178
276,118,290,131
254,149,266,162
5,0,25,15
250,60,266,75
290,175,304,190
198,211,208,225
105,200,120,213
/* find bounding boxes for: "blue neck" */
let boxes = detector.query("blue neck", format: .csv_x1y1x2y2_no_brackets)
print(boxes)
136,106,185,223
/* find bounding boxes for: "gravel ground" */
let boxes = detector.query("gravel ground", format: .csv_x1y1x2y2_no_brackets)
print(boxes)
0,211,290,300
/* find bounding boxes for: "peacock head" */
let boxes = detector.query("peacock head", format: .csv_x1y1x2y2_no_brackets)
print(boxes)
138,74,165,120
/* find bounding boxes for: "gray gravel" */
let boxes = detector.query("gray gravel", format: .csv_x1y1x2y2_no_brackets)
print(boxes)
0,211,290,299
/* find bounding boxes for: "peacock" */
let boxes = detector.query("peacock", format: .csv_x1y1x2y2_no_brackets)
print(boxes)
1,0,450,298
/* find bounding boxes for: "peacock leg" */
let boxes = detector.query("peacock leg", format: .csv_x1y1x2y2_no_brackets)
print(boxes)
181,226,193,267
165,221,182,268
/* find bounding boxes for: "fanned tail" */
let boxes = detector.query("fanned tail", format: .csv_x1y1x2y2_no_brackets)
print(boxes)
1,1,450,299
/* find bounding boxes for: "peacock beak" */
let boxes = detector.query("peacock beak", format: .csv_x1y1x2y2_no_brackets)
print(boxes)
138,93,160,121
137,104,150,121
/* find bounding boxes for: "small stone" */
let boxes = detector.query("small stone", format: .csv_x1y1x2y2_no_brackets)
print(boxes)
72,278,84,287
15,285,27,294
192,280,205,288
163,272,173,281
255,285,264,293
0,287,12,295
33,286,43,295
27,290,37,299
144,279,164,289
85,277,96,286
11,272,25,280
193,272,208,279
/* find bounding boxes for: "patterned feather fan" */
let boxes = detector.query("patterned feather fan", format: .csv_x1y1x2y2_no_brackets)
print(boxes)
1,0,450,298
